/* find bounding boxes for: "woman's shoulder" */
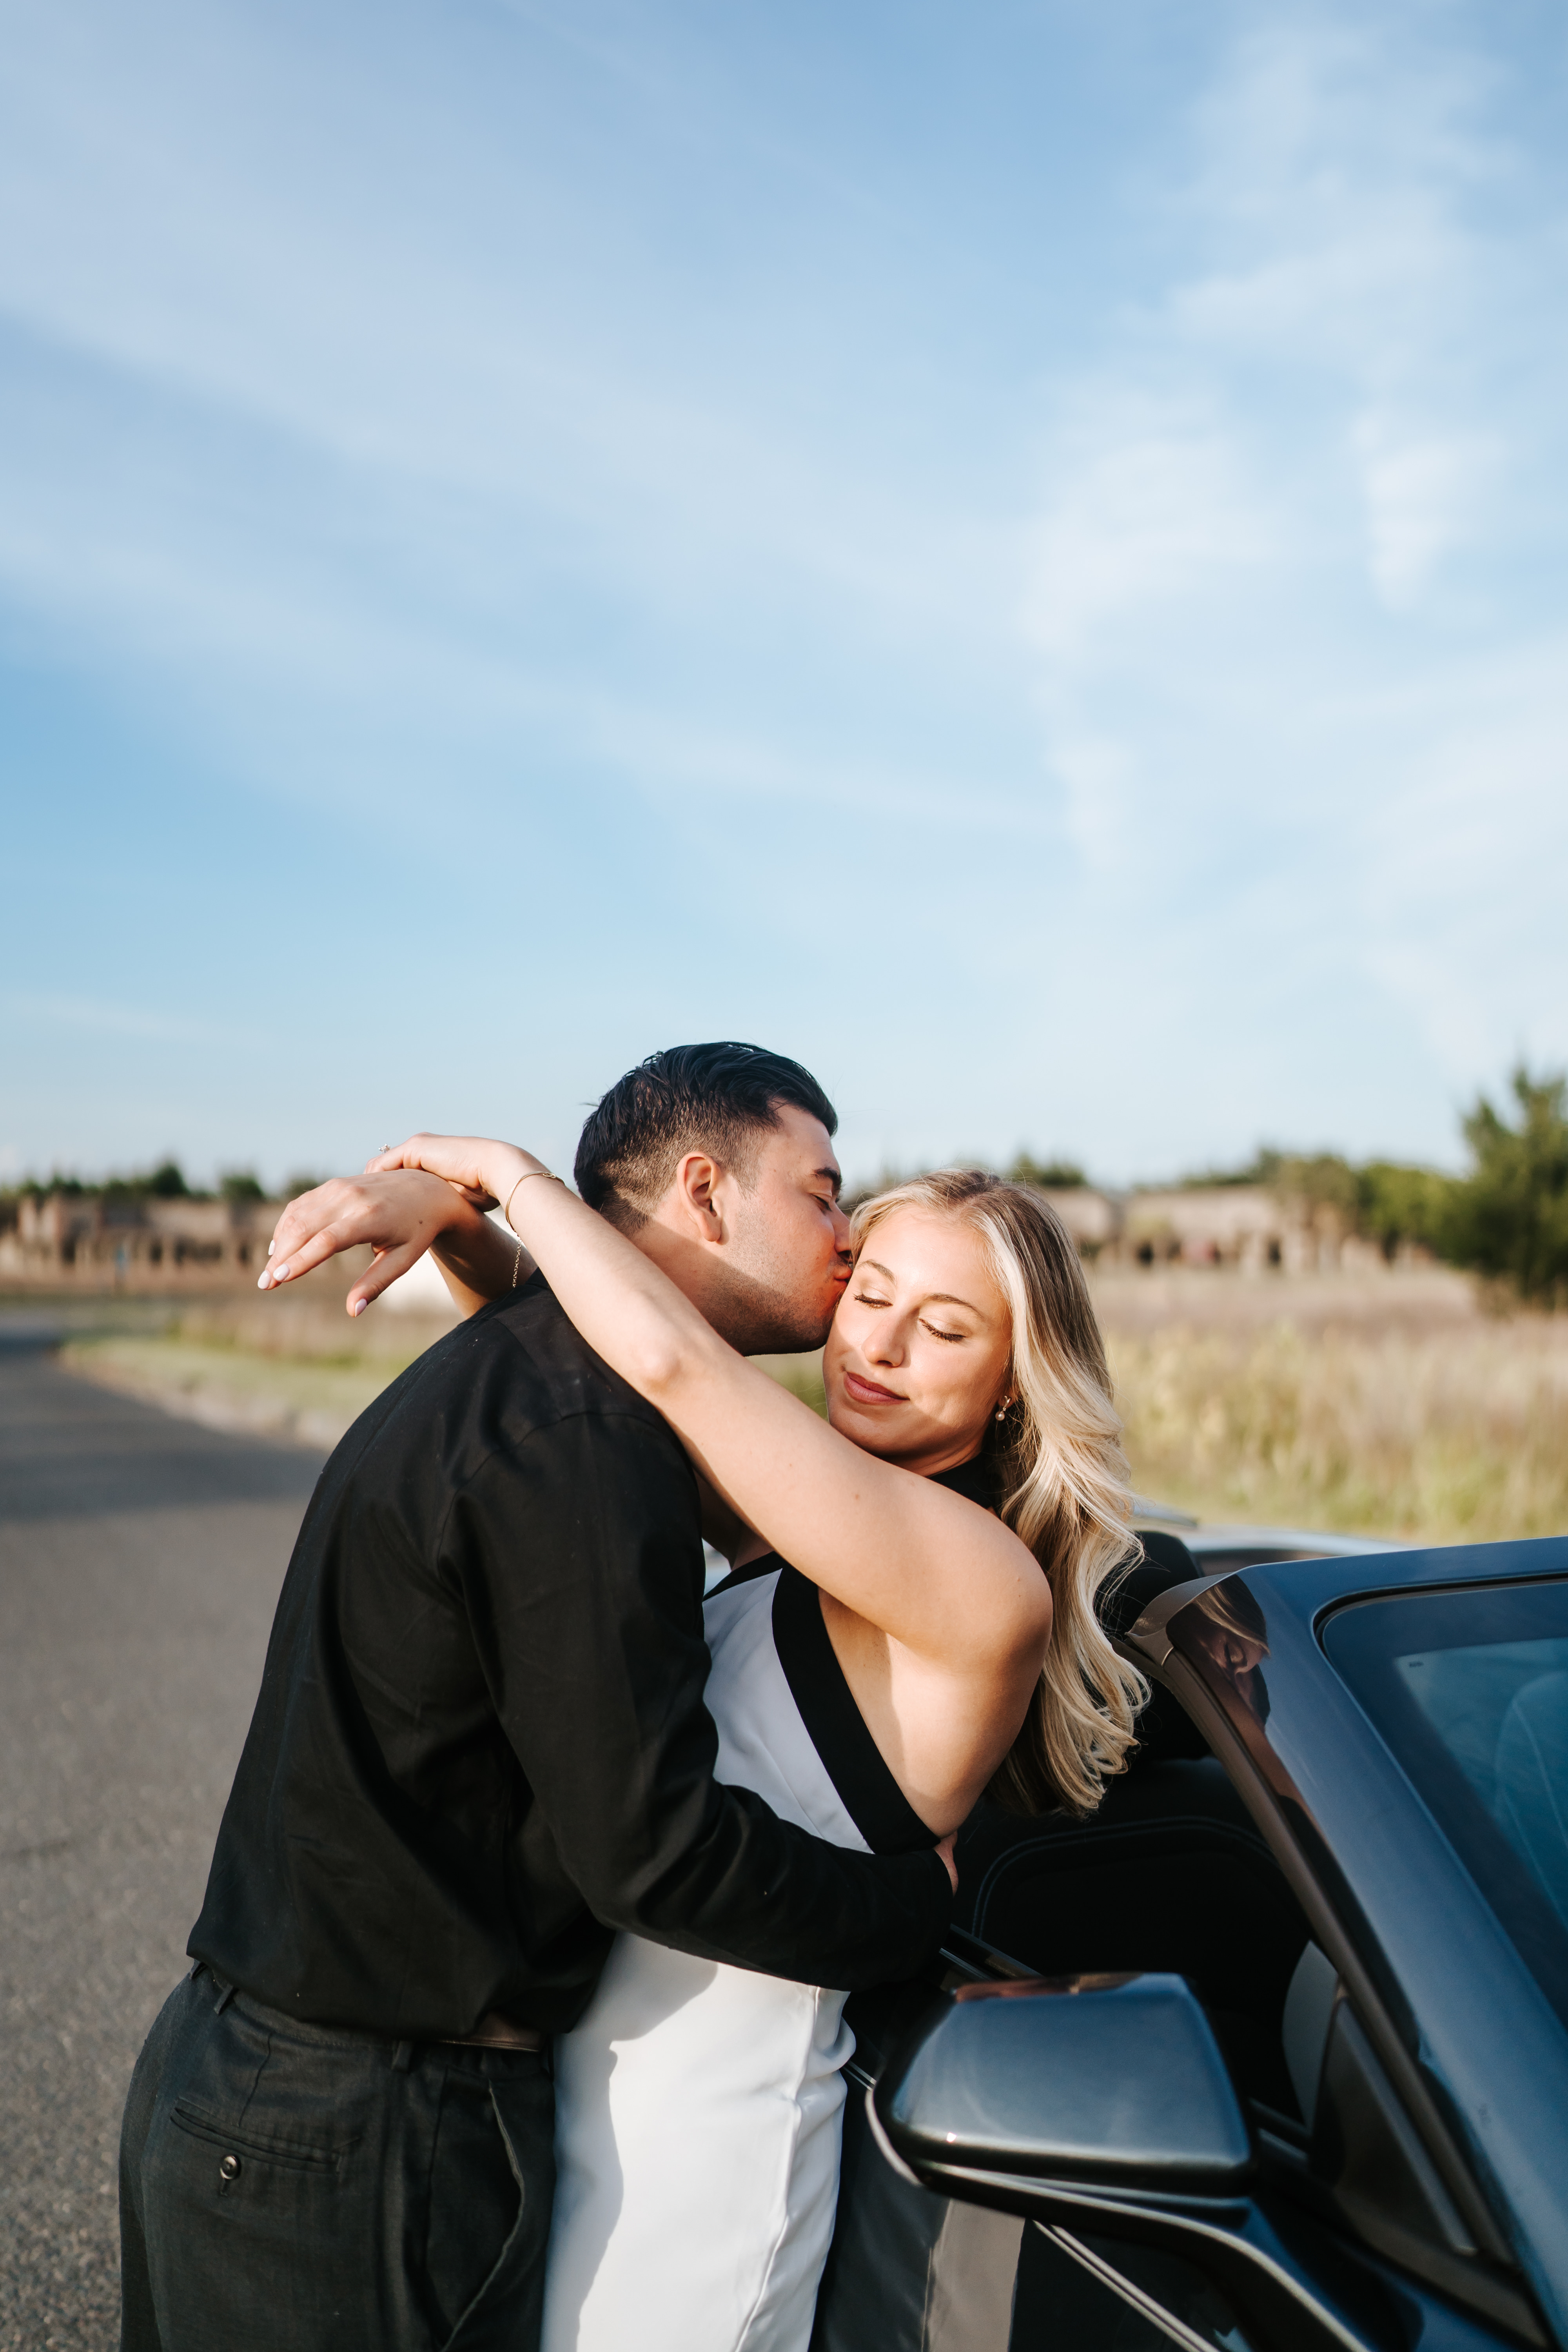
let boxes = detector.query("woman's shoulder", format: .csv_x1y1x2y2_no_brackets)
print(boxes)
927,1453,1201,1637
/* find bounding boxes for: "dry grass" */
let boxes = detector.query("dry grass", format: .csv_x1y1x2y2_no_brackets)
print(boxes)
60,1281,459,1449
1095,1272,1568,1544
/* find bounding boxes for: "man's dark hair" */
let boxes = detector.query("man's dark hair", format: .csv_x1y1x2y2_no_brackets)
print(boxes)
575,1043,838,1230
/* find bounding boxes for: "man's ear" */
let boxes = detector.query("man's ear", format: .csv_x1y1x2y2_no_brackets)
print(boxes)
670,1151,729,1243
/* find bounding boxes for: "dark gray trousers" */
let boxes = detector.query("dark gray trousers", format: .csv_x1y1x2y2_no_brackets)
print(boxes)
119,1969,554,2352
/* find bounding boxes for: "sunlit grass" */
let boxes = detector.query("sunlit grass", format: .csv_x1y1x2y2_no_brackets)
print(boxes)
59,1334,407,1446
59,1291,457,1446
1110,1318,1568,1543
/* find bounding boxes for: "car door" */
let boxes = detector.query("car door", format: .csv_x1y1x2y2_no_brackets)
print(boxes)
849,1543,1568,2351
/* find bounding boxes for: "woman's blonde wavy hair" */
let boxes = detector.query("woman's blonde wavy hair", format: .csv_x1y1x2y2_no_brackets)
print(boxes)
850,1169,1147,1815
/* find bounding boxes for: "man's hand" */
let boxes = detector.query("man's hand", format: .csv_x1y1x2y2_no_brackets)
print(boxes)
260,1171,488,1316
935,1833,958,1895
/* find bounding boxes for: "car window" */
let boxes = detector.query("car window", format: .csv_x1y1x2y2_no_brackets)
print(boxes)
1322,1579,1568,2029
1012,2221,1259,2352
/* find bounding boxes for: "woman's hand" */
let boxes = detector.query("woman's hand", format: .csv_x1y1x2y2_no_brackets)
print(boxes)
366,1133,544,1218
260,1169,495,1316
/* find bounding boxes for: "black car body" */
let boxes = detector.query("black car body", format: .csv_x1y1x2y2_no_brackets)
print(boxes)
855,1537,1568,2352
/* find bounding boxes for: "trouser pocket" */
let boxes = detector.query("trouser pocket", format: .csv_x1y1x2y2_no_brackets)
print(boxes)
170,2097,347,2181
439,2063,557,2352
133,1990,379,2352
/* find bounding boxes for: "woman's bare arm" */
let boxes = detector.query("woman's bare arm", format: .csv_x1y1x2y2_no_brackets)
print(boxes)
301,1136,1054,1691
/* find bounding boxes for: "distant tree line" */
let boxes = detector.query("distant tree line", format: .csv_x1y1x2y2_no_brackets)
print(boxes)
7,1071,1568,1305
1184,1065,1568,1307
0,1161,321,1219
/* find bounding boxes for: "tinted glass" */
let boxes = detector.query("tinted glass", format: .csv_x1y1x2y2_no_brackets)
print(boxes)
1323,1580,1568,2027
1011,2223,1258,2352
1168,1575,1273,1727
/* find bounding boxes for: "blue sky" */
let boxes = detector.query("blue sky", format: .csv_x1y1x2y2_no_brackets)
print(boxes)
2,0,1566,1189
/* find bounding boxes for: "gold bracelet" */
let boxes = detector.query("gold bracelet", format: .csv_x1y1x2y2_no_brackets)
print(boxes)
502,1167,563,1234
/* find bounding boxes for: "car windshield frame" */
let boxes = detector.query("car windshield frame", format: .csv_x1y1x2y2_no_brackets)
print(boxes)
1321,1575,1568,2034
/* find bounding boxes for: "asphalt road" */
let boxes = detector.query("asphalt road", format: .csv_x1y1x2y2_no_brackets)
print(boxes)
0,1318,324,2352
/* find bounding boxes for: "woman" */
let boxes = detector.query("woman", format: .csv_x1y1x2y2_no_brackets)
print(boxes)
263,1137,1144,2350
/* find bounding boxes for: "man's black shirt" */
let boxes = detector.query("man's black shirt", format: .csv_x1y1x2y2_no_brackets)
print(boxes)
191,1279,951,2038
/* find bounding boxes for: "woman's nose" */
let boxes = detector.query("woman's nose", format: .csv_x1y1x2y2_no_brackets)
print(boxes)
864,1318,909,1367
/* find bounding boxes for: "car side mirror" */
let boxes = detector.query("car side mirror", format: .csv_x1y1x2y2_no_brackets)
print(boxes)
873,1971,1253,2217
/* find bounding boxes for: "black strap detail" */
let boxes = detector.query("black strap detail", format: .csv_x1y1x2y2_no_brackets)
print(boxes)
770,1567,937,1857
704,1552,782,1599
929,1452,1004,1510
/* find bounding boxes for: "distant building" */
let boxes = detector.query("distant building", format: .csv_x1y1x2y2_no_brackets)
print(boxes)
0,1172,1413,1295
1023,1181,1404,1272
1118,1186,1387,1273
1034,1186,1122,1257
0,1190,280,1291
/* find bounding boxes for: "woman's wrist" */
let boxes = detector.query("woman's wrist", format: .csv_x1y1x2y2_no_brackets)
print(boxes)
497,1152,561,1230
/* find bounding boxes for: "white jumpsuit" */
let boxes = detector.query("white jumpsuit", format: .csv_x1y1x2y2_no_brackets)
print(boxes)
540,1560,928,2352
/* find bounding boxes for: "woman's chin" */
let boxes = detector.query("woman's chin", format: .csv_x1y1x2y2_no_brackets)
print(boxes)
827,1395,902,1457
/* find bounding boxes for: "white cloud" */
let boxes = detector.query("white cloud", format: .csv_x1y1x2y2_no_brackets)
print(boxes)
0,2,1001,666
1011,3,1568,1140
1351,414,1500,606
1024,400,1276,668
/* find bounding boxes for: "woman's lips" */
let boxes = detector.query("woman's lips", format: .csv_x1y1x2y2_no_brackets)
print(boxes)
843,1369,905,1405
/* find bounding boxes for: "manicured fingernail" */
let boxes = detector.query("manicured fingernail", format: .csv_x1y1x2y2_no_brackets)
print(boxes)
257,1271,269,1289
350,1297,366,1316
267,1240,275,1256
274,1262,290,1281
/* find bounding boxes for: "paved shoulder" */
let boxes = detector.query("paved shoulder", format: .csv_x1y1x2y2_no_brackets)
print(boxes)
0,1330,324,2351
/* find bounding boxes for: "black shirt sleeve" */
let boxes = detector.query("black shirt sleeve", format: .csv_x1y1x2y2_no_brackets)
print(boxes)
450,1411,952,1990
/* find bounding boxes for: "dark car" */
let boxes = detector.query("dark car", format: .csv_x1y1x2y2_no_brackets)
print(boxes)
833,1537,1568,2352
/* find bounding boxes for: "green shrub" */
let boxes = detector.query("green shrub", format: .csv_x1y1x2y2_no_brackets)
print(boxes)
1444,1067,1568,1307
1357,1160,1459,1260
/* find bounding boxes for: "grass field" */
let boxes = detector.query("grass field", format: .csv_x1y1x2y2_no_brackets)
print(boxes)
58,1284,456,1448
54,1263,1568,1547
1094,1267,1568,1543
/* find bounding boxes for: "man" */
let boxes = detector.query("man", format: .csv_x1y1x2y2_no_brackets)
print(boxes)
119,1043,953,2352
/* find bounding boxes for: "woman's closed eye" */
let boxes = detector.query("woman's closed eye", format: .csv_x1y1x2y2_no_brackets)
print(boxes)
852,1287,891,1309
920,1319,967,1343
